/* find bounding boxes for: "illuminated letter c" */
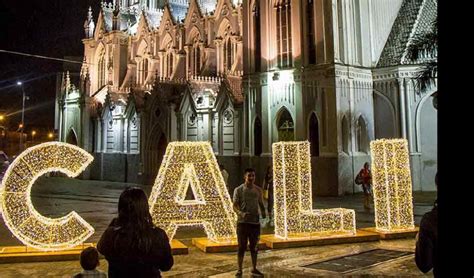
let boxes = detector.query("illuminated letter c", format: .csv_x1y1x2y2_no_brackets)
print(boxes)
1,142,95,251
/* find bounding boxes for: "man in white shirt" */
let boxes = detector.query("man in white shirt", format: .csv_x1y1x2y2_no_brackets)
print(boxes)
233,168,266,277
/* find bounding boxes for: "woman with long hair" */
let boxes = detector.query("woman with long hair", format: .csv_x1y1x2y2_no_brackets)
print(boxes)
262,164,274,225
97,187,173,277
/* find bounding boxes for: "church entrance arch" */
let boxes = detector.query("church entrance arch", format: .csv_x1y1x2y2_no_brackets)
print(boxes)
144,125,167,184
308,113,319,157
276,107,294,142
66,129,78,146
416,93,438,190
254,117,262,156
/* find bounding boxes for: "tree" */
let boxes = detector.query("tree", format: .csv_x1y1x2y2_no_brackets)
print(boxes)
405,18,438,109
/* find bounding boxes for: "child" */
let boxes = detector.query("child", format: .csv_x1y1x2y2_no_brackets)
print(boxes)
73,247,106,278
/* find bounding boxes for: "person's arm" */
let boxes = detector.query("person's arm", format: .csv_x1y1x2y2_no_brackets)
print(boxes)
257,187,266,219
96,220,117,258
152,229,174,271
262,175,268,190
415,216,434,273
233,186,246,218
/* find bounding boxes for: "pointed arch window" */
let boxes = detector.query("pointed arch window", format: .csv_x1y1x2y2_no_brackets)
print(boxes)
341,116,349,153
276,1,292,68
277,108,294,142
308,113,319,157
167,53,173,78
195,46,201,75
191,36,201,76
254,117,262,156
164,41,174,78
98,50,106,88
224,37,233,72
143,58,149,83
219,24,234,74
307,0,316,64
137,58,149,85
356,116,368,153
253,2,261,72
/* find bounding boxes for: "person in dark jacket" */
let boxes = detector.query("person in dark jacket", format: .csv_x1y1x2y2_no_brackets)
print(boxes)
97,187,173,278
415,173,438,277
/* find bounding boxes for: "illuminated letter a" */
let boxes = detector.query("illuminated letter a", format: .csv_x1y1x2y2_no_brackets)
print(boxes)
149,142,237,242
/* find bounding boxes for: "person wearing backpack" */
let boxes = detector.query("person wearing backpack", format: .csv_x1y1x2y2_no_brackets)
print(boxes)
355,162,372,211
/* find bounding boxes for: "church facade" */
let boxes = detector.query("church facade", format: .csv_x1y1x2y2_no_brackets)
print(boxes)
56,0,437,195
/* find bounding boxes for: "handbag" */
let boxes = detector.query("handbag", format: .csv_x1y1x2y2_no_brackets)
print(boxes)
355,174,363,185
263,189,269,200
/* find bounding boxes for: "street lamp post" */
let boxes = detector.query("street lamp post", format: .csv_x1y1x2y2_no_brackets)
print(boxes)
17,82,27,151
0,115,5,150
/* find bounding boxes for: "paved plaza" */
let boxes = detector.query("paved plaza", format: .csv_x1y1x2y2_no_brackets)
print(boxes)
0,177,436,277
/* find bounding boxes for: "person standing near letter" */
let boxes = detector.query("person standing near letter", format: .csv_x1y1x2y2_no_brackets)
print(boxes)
233,168,266,277
262,164,274,226
356,162,372,211
97,187,173,278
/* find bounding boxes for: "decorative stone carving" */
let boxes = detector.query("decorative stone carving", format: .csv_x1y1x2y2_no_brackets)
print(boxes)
222,5,229,16
223,109,233,124
188,113,197,126
108,117,113,129
165,20,171,31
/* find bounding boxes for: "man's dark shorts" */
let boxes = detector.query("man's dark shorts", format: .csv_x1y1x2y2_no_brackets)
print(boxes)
237,223,260,252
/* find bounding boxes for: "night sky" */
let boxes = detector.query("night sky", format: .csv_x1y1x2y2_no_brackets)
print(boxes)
0,0,100,134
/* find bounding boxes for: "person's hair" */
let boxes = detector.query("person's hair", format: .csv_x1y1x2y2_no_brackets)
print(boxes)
266,164,272,172
80,247,99,271
265,165,272,177
244,168,256,175
117,187,154,253
364,162,369,168
219,164,225,170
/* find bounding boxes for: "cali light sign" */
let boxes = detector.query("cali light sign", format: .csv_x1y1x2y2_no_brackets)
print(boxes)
1,140,409,251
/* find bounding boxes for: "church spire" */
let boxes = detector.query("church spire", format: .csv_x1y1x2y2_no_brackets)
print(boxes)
65,71,71,94
84,6,95,38
114,0,121,14
112,0,121,30
87,6,93,21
